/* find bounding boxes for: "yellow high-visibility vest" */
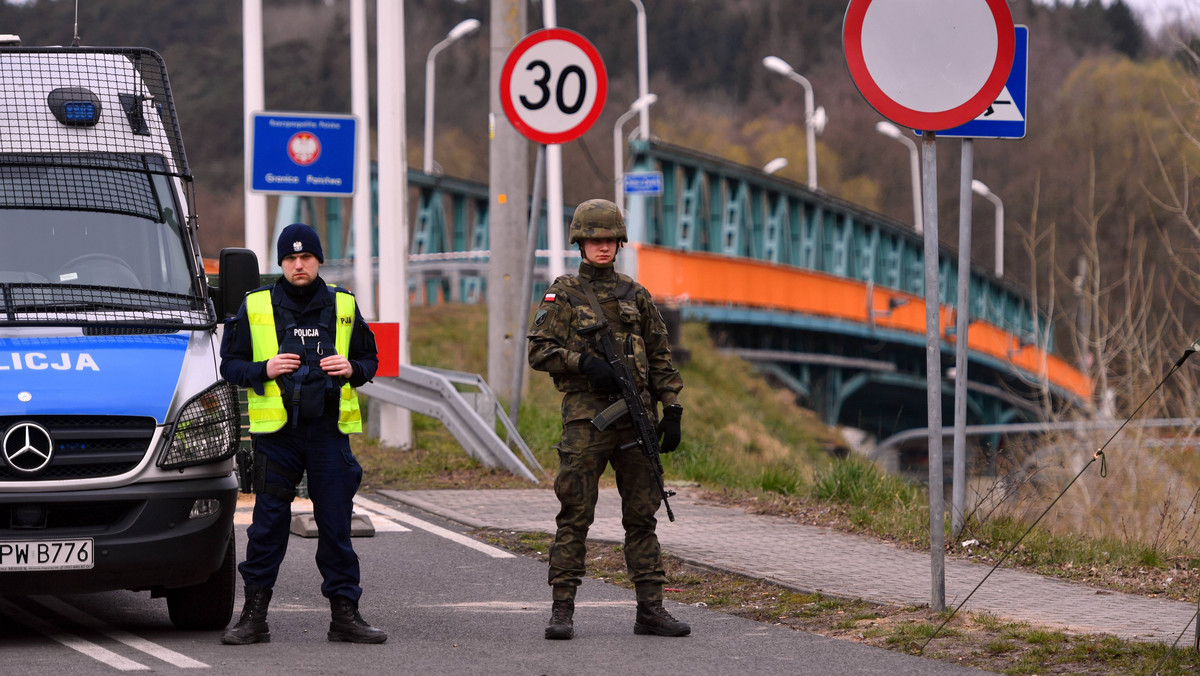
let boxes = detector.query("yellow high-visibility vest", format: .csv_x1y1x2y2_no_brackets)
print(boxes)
244,287,362,434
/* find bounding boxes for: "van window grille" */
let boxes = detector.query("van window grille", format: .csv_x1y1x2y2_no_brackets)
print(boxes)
0,47,189,178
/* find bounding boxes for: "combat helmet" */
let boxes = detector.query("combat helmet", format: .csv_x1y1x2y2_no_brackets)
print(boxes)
569,199,627,244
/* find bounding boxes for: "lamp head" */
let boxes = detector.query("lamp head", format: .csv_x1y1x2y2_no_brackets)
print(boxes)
448,18,481,41
971,179,991,197
763,157,788,175
812,106,827,135
762,56,793,77
874,120,901,139
630,93,658,113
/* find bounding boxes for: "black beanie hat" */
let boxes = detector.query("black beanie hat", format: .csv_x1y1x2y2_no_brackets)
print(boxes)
277,223,324,265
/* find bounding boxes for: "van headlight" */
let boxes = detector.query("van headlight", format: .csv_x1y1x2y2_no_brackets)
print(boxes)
159,381,241,470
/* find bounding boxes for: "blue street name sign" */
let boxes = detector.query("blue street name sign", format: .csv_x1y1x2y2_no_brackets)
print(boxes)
623,171,663,195
921,25,1028,139
251,112,357,195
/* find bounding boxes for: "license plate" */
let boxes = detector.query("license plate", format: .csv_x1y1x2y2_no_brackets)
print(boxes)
0,539,94,571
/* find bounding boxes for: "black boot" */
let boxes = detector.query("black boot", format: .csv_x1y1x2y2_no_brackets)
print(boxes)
221,585,272,645
544,599,574,640
634,600,691,637
328,595,388,644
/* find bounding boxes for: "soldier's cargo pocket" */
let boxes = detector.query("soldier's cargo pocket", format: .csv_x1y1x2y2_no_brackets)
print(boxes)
617,300,649,385
554,444,586,508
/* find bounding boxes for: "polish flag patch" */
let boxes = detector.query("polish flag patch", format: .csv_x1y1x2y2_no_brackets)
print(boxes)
543,292,557,302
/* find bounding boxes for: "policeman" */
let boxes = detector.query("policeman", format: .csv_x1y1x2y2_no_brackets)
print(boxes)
219,223,386,645
528,199,689,640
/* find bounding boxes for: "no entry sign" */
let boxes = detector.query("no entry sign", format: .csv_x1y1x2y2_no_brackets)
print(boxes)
843,0,1015,131
500,28,608,145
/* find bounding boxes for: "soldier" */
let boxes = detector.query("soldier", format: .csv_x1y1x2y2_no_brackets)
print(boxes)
527,198,689,640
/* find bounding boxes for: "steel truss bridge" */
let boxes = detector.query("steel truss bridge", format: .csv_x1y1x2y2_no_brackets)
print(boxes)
274,139,1090,459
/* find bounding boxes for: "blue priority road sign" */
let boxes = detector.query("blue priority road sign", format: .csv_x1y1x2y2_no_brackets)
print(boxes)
251,112,357,195
623,171,663,195
922,25,1028,139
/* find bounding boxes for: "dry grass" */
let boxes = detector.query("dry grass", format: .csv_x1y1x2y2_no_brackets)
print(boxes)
477,529,1200,675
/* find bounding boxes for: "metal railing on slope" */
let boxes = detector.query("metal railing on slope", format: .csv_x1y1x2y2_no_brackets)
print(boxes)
359,364,542,483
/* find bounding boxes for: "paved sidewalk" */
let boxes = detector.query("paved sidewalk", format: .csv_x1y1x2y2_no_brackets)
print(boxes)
378,486,1200,645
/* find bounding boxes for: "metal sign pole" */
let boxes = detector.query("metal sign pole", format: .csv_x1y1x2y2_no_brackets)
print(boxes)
922,130,945,612
952,139,974,540
509,145,546,425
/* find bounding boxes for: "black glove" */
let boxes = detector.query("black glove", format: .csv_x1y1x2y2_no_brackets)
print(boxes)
579,353,620,392
657,404,683,453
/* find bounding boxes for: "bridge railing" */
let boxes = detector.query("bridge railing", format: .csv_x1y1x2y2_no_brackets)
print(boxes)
270,148,1048,349
266,143,1088,409
629,139,1043,350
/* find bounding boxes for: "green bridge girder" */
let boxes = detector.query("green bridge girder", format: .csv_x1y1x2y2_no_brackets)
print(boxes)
274,140,1080,440
631,140,1041,348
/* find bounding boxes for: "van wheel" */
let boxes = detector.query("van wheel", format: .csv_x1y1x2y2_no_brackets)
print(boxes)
166,531,236,630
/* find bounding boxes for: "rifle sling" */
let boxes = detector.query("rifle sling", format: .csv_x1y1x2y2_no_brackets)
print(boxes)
575,275,611,336
576,276,635,431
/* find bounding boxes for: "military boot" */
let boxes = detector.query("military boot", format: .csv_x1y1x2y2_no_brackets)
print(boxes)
221,585,272,645
328,595,388,644
544,599,574,640
634,600,691,637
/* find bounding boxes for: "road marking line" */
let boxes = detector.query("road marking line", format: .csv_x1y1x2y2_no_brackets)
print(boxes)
32,596,208,669
0,597,149,671
353,495,515,559
348,506,411,532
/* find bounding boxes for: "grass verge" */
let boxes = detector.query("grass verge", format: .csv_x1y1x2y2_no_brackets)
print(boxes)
475,529,1200,675
355,303,1200,673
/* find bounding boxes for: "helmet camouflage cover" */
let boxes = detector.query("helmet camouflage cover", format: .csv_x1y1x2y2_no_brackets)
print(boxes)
569,198,627,244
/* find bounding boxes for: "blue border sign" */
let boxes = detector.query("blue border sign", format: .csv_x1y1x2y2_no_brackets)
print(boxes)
921,26,1028,139
623,171,663,195
250,112,357,195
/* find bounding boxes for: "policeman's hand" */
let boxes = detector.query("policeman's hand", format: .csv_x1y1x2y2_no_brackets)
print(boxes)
579,353,620,392
265,352,301,379
657,404,683,453
320,354,353,378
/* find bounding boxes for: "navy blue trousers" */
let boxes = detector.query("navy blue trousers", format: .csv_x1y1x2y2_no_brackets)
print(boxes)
238,410,364,602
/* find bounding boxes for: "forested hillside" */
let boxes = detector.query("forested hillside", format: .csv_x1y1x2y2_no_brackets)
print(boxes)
2,0,1199,415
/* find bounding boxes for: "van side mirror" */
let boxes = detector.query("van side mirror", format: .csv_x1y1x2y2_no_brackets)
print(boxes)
216,248,260,320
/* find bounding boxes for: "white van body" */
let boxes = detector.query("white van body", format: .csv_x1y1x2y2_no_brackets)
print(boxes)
0,46,242,629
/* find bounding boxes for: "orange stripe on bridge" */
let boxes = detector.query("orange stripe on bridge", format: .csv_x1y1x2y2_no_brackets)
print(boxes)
634,244,1091,400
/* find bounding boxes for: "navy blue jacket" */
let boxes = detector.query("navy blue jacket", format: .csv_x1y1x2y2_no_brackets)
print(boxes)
219,278,378,397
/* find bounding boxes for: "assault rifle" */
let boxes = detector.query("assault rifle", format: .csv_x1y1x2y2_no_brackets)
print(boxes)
577,321,676,522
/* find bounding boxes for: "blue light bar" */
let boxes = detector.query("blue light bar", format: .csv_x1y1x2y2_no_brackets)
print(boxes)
48,87,101,127
63,100,97,122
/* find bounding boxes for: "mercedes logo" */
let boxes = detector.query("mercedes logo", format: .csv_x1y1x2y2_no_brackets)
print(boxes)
3,422,54,475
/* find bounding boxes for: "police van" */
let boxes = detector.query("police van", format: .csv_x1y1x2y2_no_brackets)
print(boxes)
0,41,259,628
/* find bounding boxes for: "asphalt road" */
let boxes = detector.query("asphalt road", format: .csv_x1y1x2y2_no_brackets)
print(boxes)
0,493,991,675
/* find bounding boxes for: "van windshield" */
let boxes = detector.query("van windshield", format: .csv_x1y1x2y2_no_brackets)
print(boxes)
0,161,194,292
0,163,213,329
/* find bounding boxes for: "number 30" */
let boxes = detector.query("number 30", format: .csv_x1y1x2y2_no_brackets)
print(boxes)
519,60,587,115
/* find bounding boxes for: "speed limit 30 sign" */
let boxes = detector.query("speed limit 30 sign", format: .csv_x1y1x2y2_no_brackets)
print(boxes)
500,28,608,145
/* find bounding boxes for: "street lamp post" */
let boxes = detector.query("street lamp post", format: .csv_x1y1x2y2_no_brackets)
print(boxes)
763,55,820,190
629,0,650,140
423,18,481,175
972,179,1004,278
875,121,923,233
613,94,658,206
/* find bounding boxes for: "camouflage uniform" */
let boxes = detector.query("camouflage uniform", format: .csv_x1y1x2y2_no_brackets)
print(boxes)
527,210,682,605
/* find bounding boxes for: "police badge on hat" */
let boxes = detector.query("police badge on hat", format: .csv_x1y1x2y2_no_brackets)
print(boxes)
293,241,303,252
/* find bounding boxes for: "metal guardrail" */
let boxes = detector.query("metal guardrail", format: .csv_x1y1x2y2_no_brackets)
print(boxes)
359,364,542,483
419,365,544,477
874,417,1200,459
